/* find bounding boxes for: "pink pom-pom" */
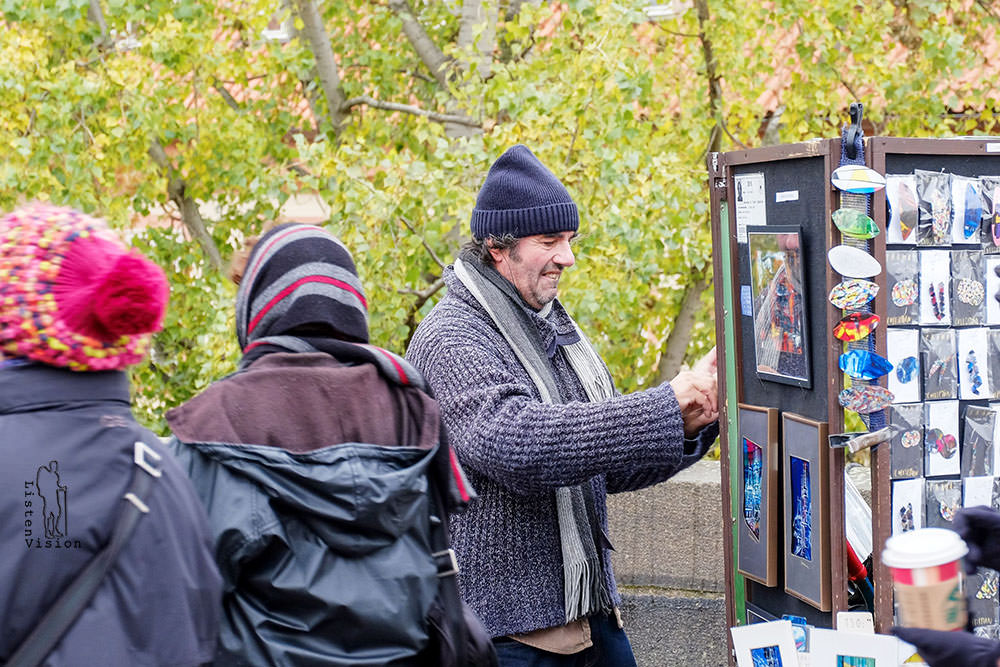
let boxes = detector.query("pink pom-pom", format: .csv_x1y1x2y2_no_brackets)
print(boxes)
92,251,168,338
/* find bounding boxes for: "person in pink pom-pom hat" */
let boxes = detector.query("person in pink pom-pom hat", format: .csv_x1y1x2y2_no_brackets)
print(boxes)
0,203,168,371
0,203,221,666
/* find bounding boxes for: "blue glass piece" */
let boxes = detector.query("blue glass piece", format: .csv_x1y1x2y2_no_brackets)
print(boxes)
839,349,894,380
896,356,918,384
966,182,983,239
790,456,812,561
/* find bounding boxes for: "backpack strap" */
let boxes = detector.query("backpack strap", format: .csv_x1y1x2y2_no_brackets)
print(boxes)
427,450,468,667
5,440,162,667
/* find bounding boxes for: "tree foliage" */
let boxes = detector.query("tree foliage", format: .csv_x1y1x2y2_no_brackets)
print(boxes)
1,0,997,432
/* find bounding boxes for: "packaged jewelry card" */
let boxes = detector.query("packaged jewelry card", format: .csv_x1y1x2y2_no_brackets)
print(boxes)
925,479,962,528
953,175,984,244
887,328,921,403
886,174,919,245
925,399,960,477
915,169,954,246
959,327,991,400
962,406,996,477
963,475,1000,508
986,255,1000,325
919,249,951,325
952,249,986,326
921,328,958,400
892,477,924,535
969,569,999,629
981,176,1000,253
886,250,920,326
989,332,1000,401
888,402,923,479
991,403,1000,471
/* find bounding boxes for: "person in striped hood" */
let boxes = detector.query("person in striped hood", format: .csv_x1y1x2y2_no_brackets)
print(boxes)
166,223,480,665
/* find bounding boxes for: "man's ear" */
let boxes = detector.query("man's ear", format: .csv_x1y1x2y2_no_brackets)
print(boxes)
486,240,506,265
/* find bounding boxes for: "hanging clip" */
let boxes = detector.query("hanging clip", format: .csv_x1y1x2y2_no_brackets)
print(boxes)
844,102,864,160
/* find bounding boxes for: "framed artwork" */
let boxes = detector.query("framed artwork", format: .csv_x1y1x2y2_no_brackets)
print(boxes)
782,412,831,611
747,226,812,388
737,403,780,586
809,628,898,667
730,620,798,667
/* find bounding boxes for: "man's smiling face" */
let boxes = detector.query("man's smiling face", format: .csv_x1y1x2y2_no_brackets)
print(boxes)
490,231,577,310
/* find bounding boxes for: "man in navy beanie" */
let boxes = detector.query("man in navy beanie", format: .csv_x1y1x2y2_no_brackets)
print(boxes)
406,145,719,665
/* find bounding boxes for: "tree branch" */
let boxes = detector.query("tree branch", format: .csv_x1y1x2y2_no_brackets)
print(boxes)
87,0,110,49
656,275,709,383
212,79,243,113
148,141,224,271
387,0,453,89
399,215,447,269
398,277,445,302
292,0,349,133
341,95,480,128
694,0,722,154
457,0,498,81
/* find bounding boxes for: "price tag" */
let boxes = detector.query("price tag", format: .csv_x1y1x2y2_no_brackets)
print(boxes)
835,611,874,635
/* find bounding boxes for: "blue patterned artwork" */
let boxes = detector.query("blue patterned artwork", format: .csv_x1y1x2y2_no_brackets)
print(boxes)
751,645,784,667
837,657,875,667
790,456,812,562
744,437,763,540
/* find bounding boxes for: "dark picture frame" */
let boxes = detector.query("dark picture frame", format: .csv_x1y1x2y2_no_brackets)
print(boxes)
737,404,780,587
747,225,812,388
782,412,831,611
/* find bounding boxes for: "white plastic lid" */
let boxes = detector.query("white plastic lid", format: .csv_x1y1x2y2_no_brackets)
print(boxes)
882,527,968,569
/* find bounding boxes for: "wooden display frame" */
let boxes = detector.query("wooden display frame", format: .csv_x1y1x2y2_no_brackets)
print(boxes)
736,403,780,586
782,412,831,611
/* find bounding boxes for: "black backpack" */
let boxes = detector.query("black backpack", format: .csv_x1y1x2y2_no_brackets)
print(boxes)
342,344,497,667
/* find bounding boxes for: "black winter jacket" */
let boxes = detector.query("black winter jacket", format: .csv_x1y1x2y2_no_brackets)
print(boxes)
167,353,445,666
0,363,221,666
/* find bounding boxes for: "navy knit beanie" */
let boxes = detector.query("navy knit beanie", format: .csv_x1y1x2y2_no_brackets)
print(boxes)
470,144,579,239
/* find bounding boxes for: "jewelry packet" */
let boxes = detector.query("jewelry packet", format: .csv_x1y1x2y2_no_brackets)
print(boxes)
886,174,919,244
921,328,958,400
886,250,919,326
924,400,960,477
962,406,996,477
952,249,985,326
980,176,1000,253
925,479,962,528
952,176,984,244
888,403,923,479
959,328,991,400
919,249,951,326
892,478,924,535
989,330,1000,400
887,328,921,403
915,169,954,246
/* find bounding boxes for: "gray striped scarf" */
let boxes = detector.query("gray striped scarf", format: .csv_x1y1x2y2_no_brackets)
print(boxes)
454,256,614,622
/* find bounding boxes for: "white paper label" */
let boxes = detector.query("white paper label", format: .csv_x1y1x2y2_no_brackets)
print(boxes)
775,190,799,203
835,611,874,634
986,143,1000,153
735,172,766,243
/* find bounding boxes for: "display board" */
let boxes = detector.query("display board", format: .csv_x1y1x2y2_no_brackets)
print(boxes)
712,137,1000,665
867,137,1000,635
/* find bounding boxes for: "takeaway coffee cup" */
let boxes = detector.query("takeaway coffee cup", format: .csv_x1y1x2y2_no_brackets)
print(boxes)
882,527,969,631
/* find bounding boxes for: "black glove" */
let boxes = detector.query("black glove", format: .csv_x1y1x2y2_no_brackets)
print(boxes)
954,506,1000,573
893,627,1000,667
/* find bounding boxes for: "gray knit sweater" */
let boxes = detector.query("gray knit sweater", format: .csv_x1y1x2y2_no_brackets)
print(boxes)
405,266,718,638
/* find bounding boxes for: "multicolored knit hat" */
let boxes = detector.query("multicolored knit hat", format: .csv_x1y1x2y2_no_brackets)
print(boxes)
235,223,369,352
0,203,169,371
